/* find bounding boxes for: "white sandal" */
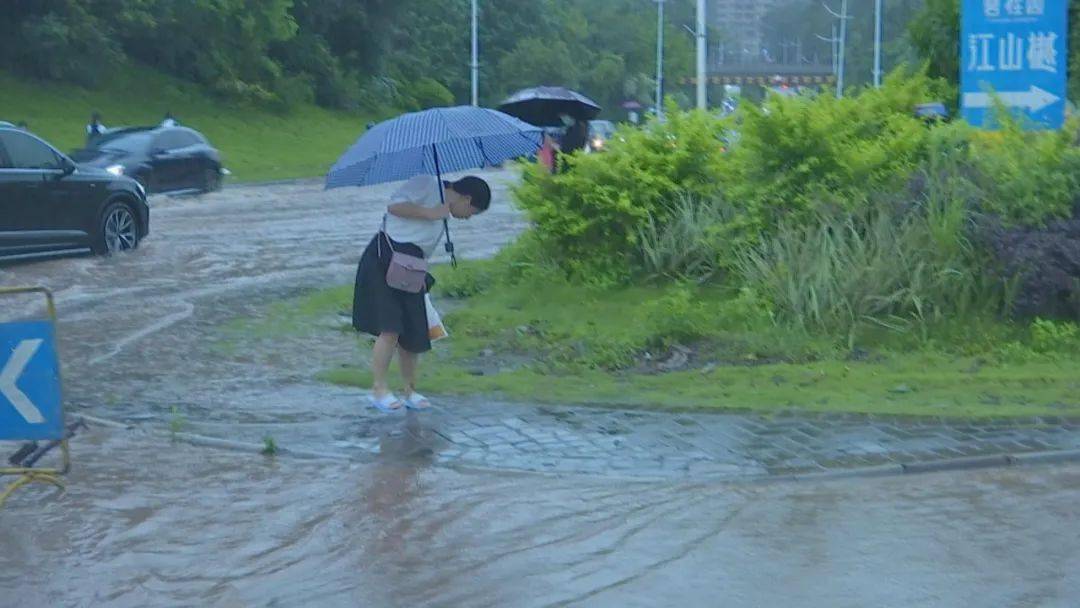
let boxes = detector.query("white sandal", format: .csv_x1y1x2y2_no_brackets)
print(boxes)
368,392,403,413
403,392,432,410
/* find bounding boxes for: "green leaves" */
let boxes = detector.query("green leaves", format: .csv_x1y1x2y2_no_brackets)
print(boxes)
514,109,729,281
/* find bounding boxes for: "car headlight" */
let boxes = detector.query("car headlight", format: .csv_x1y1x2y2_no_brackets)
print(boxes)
105,164,125,176
591,138,604,149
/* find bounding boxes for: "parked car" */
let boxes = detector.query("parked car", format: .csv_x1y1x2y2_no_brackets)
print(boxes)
71,125,225,194
586,120,616,152
0,126,149,262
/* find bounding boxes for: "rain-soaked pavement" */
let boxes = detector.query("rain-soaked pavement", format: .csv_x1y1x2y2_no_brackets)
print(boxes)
2,174,1080,605
3,173,1080,479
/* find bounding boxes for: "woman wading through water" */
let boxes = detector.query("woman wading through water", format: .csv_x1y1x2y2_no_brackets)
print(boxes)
352,174,491,412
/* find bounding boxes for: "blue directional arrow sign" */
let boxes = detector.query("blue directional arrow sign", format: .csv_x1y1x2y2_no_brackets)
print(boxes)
961,0,1068,129
0,321,63,440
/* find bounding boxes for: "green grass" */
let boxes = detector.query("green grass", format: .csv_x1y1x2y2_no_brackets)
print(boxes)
223,260,1080,419
320,357,1080,418
0,65,381,182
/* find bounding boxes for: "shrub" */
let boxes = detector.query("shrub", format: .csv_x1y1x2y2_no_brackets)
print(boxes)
720,70,947,231
403,77,455,110
645,284,714,347
968,117,1080,226
986,215,1080,321
513,108,728,281
1031,318,1080,353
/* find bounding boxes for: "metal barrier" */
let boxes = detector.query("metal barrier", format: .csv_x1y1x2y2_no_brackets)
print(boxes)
0,286,70,508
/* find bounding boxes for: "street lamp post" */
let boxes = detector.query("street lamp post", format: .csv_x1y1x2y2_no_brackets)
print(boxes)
823,0,849,97
656,0,665,120
814,26,838,78
696,0,707,109
471,0,479,106
873,0,883,87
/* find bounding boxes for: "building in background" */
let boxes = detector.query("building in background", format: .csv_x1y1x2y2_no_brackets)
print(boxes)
710,0,779,65
689,0,834,94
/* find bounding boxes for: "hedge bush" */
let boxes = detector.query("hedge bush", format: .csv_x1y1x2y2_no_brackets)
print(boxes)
513,108,728,281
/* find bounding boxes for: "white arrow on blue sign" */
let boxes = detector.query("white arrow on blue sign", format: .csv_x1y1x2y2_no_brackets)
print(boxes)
0,321,63,441
961,0,1068,129
963,85,1060,112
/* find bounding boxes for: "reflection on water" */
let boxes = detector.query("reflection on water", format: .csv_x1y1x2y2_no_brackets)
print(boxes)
2,425,1079,607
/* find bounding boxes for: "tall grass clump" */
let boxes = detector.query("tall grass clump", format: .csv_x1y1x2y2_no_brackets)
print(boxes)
733,168,1010,345
638,193,737,282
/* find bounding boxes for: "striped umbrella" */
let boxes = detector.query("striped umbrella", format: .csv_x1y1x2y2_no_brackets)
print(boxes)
325,106,543,190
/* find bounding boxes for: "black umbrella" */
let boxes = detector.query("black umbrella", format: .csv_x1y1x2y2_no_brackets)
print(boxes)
497,86,602,127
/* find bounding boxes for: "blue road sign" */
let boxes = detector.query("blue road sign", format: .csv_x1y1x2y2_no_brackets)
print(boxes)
0,321,63,441
961,0,1068,129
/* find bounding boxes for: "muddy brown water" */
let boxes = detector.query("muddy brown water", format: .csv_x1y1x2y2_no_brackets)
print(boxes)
2,426,1079,607
0,171,526,419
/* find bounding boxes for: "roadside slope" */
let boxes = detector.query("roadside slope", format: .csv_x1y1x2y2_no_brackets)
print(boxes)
0,66,374,182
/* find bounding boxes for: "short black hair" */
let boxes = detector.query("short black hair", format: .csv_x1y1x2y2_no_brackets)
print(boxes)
449,176,491,212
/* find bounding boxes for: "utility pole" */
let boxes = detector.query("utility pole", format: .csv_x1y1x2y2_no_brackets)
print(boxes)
832,24,838,75
696,0,707,109
656,0,665,119
823,0,849,97
471,0,479,106
873,0,883,87
815,26,839,80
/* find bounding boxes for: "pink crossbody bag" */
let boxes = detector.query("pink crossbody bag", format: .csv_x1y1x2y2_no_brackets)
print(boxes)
379,214,453,293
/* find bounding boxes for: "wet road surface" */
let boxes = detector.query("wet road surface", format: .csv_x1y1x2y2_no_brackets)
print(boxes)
5,176,1080,481
0,171,526,417
2,425,1078,607
2,177,1080,605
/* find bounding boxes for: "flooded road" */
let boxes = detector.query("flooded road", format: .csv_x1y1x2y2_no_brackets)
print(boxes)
2,177,1079,606
2,425,1078,607
0,171,526,420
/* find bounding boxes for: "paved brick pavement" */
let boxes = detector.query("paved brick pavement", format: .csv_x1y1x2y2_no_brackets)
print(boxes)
87,386,1080,480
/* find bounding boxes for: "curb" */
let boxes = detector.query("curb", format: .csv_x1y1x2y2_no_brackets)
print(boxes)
222,177,323,190
75,414,352,463
752,449,1080,485
72,413,1080,482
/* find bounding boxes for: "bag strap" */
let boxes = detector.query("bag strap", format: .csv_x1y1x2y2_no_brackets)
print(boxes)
379,214,397,259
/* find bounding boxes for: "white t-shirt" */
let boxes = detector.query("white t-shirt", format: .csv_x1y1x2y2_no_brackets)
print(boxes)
384,174,446,258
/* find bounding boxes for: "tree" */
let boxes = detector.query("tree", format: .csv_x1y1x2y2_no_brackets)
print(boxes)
908,0,960,86
0,0,704,114
496,38,581,94
0,0,123,87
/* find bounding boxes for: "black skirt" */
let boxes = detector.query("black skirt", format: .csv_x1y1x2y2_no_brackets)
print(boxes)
352,233,434,354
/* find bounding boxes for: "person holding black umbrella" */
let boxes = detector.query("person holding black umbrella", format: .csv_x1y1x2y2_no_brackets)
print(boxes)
559,113,589,155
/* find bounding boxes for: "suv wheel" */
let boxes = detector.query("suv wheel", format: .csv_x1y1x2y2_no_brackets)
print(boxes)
202,167,222,193
95,202,139,255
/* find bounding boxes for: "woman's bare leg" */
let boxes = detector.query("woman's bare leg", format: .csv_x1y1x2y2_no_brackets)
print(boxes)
397,346,419,395
372,332,399,396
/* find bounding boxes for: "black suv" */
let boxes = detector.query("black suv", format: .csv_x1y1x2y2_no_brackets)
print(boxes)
0,127,150,262
72,126,224,194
